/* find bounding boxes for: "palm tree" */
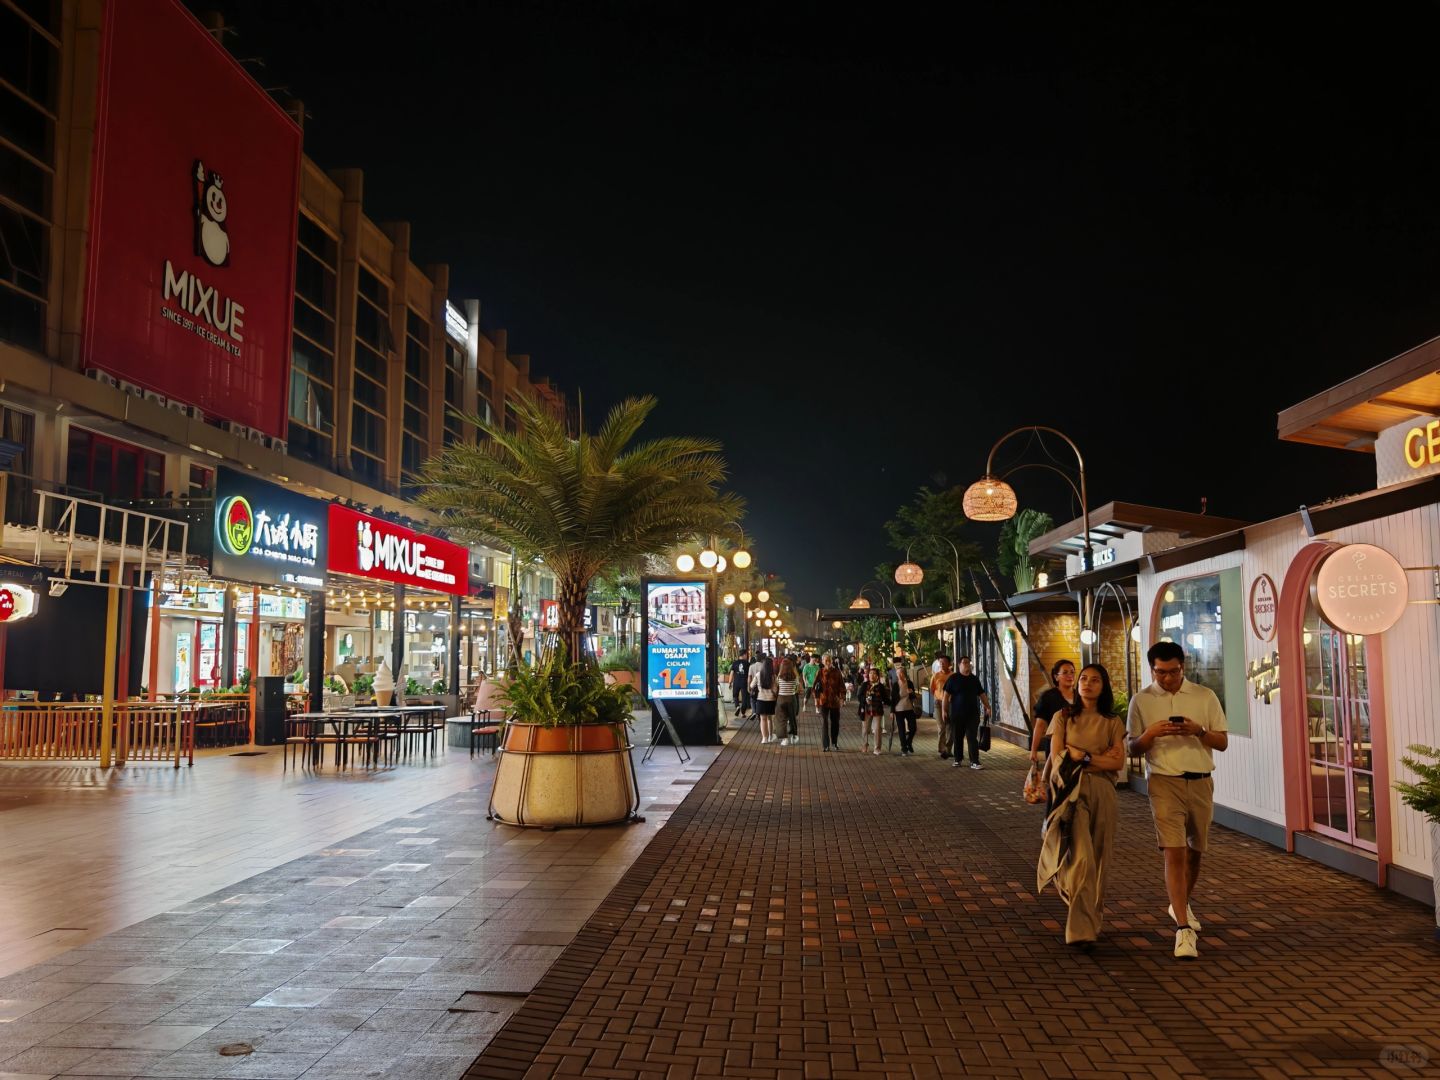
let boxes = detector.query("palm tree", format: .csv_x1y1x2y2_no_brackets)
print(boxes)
420,394,742,669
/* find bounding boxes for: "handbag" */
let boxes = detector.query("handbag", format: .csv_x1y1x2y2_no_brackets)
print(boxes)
1023,761,1045,804
977,721,992,753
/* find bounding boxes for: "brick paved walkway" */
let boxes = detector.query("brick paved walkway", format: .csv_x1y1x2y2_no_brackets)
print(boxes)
468,720,1440,1079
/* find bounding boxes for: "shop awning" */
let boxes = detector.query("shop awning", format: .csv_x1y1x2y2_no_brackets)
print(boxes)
1027,501,1250,561
1279,333,1440,451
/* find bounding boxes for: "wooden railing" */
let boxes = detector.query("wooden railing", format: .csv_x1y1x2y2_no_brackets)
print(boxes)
0,701,206,767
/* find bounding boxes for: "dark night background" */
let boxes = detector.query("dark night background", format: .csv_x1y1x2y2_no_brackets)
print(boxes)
201,1,1440,607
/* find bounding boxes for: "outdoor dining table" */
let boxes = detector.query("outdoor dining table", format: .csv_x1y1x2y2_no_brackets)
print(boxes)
286,710,389,770
345,705,449,757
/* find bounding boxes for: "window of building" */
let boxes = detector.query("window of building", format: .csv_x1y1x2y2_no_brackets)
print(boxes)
1,403,35,523
476,370,494,428
443,341,466,446
0,2,59,352
351,264,390,487
1153,568,1249,736
289,213,338,465
402,307,429,487
503,400,518,435
65,427,164,503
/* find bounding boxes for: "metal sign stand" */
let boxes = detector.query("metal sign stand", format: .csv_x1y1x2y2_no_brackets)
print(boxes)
642,699,690,764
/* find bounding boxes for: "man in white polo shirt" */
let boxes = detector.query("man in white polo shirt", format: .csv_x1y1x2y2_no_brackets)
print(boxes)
1127,640,1228,960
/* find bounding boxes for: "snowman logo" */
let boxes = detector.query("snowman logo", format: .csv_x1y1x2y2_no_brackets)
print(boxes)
357,521,375,571
193,159,231,268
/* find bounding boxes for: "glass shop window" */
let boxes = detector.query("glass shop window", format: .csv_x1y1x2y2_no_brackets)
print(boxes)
1152,568,1249,736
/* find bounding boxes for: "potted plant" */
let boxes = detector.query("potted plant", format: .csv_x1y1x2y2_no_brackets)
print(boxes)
420,393,738,828
486,646,639,826
599,645,642,687
1394,744,1440,939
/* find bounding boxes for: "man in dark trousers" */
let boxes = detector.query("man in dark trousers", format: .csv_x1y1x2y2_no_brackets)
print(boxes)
943,655,991,770
731,650,752,718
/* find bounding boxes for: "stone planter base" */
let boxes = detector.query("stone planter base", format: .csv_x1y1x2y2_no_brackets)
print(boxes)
489,721,640,828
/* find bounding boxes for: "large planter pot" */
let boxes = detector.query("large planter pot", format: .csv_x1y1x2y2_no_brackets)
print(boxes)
489,720,640,828
1431,820,1440,941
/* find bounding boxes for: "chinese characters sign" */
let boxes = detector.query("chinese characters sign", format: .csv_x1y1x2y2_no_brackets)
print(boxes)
646,582,708,699
210,468,327,587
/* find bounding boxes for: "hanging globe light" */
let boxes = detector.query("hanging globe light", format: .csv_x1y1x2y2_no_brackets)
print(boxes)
732,549,752,569
757,590,770,602
739,591,752,603
831,620,844,629
895,562,924,586
961,475,1019,522
716,555,728,573
723,593,736,606
698,549,718,569
676,553,695,572
849,597,871,609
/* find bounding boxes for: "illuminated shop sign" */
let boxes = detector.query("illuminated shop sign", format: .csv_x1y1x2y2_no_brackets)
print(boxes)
327,505,468,596
212,467,328,587
444,301,468,342
0,585,37,623
1403,419,1440,470
1315,543,1408,635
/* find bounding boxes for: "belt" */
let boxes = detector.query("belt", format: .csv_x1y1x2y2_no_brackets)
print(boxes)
1179,771,1211,781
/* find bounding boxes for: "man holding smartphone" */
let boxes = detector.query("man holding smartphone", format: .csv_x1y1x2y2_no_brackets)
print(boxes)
1127,641,1228,960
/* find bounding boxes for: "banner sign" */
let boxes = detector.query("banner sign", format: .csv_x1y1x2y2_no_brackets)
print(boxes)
211,467,327,587
646,581,708,699
326,505,468,596
82,0,302,438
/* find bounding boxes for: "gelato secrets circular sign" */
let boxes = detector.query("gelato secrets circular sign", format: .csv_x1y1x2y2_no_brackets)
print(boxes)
1248,573,1277,642
1315,544,1408,635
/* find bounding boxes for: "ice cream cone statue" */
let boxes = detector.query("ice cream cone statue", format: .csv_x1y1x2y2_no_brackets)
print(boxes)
374,661,394,707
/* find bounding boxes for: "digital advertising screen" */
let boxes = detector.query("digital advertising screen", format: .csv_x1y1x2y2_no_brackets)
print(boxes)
646,581,709,699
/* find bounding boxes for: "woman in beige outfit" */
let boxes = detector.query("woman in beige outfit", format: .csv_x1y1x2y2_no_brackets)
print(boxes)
1036,663,1126,951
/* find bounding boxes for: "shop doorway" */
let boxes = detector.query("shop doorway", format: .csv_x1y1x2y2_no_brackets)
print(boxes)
1302,599,1377,850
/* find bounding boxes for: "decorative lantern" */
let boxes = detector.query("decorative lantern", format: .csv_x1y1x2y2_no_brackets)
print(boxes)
895,562,924,586
961,475,1019,522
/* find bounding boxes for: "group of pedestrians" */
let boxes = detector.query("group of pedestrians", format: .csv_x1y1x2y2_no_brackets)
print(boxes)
1032,642,1228,961
729,647,994,761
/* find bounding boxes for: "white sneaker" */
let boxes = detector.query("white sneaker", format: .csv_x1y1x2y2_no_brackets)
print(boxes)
873,747,882,756
1168,903,1201,931
1174,927,1198,959
970,762,983,770
779,738,789,747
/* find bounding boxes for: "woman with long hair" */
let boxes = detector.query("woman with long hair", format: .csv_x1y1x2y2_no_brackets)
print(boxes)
749,653,778,743
775,657,801,747
1036,663,1127,951
892,667,920,754
1031,659,1076,764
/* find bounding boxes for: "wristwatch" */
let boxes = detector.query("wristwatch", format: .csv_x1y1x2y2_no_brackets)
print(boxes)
1082,752,1092,767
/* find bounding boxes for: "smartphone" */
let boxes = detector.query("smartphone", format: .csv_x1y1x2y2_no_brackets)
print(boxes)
1169,715,1186,724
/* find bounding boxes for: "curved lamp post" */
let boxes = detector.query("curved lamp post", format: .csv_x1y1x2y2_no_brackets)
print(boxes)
894,534,966,605
962,425,1093,572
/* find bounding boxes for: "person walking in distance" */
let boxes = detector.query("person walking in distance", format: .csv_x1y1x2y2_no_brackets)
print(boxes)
775,656,802,746
930,656,953,758
859,666,890,755
749,653,778,744
943,656,991,769
1127,641,1228,960
892,667,920,754
801,654,820,714
731,649,752,719
1036,663,1127,951
815,654,846,751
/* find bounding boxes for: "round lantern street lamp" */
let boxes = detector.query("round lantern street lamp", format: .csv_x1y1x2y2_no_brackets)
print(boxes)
895,561,924,586
962,425,1092,571
723,593,736,606
739,591,752,603
699,548,718,569
757,590,770,603
675,553,695,573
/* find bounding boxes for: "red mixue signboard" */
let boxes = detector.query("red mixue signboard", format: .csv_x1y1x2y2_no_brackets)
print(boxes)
82,0,302,439
327,505,469,596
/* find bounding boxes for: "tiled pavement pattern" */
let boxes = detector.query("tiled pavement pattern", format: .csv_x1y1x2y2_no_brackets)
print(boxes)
468,721,1440,1079
0,731,715,1080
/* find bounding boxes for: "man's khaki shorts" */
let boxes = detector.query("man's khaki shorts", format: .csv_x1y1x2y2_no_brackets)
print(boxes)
1147,773,1214,851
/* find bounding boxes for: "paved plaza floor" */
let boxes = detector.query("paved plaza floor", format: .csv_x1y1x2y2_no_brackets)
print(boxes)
469,718,1440,1080
0,711,1437,1079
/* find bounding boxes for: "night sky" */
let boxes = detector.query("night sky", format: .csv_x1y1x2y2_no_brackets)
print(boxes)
206,1,1440,607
